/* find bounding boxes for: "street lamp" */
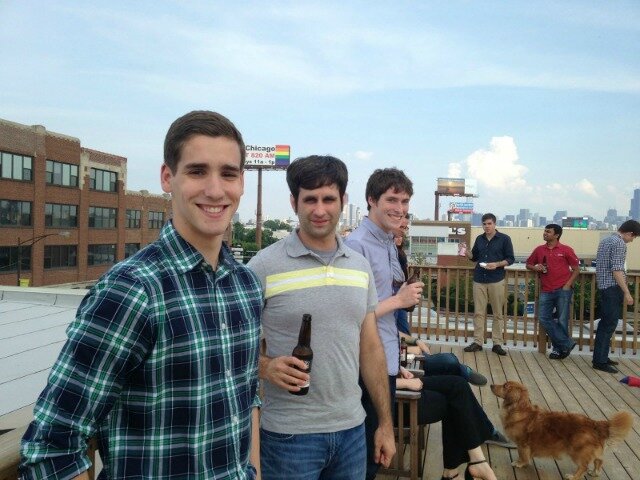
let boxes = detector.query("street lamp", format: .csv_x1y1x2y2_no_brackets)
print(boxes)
16,231,71,286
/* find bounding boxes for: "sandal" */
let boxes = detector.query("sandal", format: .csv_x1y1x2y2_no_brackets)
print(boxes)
465,459,490,480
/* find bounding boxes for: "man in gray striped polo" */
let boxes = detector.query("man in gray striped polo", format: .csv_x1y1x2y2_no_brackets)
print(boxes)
248,155,395,479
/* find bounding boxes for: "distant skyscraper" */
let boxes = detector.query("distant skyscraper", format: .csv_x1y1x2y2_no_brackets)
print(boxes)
630,189,640,220
553,210,567,224
604,208,618,226
518,208,530,227
539,216,547,227
340,203,361,229
503,214,515,227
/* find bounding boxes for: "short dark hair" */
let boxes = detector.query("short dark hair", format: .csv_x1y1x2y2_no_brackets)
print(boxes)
286,155,348,204
481,213,496,223
545,223,563,239
619,219,640,236
365,168,413,211
164,110,245,173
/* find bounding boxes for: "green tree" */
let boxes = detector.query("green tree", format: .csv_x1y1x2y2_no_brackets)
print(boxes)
411,252,428,266
263,219,292,232
232,222,246,245
244,228,277,248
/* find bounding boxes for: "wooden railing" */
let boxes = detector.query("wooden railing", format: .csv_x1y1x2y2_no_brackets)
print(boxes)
408,265,640,355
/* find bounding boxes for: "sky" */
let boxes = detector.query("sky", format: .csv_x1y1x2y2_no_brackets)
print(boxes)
1,0,639,223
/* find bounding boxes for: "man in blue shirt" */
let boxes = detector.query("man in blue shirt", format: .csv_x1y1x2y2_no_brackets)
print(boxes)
345,168,424,479
593,220,640,373
20,111,263,479
464,213,514,356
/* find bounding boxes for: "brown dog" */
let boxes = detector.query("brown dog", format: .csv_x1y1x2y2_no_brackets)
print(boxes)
491,381,633,480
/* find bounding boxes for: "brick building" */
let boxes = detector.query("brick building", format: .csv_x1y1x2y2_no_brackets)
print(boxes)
0,118,172,287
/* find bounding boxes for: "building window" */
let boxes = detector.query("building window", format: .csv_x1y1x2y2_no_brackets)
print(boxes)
46,160,79,187
89,206,117,228
148,211,164,229
0,200,32,226
45,203,78,228
88,244,116,266
125,243,140,258
0,246,31,272
44,245,77,269
126,209,141,228
90,168,117,192
1,151,33,181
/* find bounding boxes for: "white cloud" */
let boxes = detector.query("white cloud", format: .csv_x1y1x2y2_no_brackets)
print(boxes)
354,151,373,161
575,178,599,197
459,136,528,190
447,162,462,178
41,3,640,97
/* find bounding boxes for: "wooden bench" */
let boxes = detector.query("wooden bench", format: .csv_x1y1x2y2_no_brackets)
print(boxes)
379,389,424,480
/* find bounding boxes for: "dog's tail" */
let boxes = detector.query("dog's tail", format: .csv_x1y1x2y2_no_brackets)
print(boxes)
606,411,633,445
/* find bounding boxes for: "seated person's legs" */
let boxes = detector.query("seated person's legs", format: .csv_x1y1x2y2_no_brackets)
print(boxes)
421,352,463,376
421,352,487,386
401,375,497,479
421,376,493,469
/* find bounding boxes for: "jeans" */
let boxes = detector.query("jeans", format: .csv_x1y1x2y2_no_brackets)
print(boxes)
260,423,366,480
593,286,623,365
421,352,470,380
361,375,396,480
538,288,574,352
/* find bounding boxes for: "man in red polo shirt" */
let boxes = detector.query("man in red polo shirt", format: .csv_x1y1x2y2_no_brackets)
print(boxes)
526,224,580,359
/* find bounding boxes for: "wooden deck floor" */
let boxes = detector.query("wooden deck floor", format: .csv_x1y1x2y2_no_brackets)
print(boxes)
379,344,640,480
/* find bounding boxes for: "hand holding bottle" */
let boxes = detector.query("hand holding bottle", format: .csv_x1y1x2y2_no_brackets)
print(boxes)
263,355,310,392
400,272,424,312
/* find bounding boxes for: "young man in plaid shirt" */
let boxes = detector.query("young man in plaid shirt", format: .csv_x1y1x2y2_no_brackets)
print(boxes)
20,111,263,479
592,219,640,373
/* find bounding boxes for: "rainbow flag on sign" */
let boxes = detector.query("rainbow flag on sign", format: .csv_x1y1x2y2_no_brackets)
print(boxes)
275,145,290,167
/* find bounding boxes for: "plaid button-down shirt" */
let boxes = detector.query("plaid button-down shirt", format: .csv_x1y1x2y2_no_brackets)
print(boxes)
20,221,263,480
596,233,627,290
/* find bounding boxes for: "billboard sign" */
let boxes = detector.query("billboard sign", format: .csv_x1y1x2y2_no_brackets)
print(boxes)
448,202,474,214
437,178,477,196
245,145,291,170
561,216,589,229
437,177,465,195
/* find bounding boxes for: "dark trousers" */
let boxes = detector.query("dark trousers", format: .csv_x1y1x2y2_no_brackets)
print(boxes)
593,285,623,365
421,352,468,379
361,375,396,480
419,375,493,469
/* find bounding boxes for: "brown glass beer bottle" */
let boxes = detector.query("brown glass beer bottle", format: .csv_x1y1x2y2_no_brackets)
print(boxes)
290,313,313,396
403,271,421,313
400,337,408,367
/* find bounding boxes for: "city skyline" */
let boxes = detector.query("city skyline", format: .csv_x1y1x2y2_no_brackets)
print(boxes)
235,199,637,227
1,1,638,222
